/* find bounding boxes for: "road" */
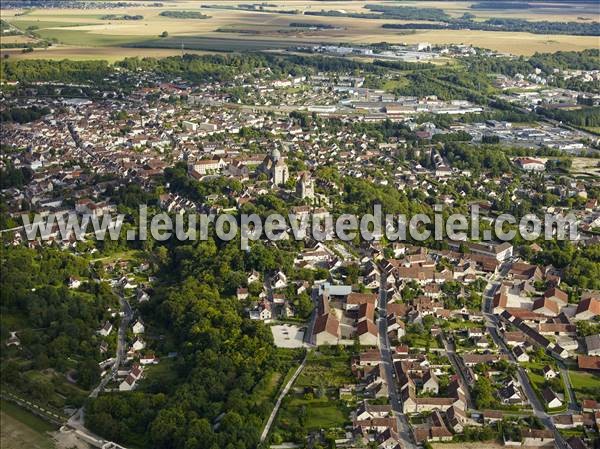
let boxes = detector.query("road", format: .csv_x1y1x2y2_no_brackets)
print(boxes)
90,291,133,398
1,391,64,426
482,261,569,449
558,362,578,414
67,289,133,446
440,331,474,409
259,354,307,444
303,287,318,346
377,272,417,449
422,73,599,141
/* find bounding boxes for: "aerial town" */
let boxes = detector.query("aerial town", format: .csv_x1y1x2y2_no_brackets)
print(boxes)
1,3,599,449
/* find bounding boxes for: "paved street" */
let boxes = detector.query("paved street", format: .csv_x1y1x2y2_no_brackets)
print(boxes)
482,262,569,449
67,289,133,448
377,272,417,449
440,331,474,409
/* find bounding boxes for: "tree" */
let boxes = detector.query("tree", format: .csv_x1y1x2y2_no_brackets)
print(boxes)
78,359,101,389
472,377,498,409
160,31,169,38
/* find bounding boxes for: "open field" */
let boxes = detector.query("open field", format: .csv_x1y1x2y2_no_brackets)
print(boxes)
0,46,215,62
1,1,598,59
0,35,38,44
569,370,600,402
571,157,600,177
272,350,353,440
130,29,600,56
432,443,504,449
0,400,57,449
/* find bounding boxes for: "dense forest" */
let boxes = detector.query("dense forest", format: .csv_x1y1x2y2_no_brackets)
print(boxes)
305,6,450,21
1,59,112,83
538,106,600,128
86,233,295,448
1,105,50,124
0,246,119,394
159,10,210,19
441,142,513,177
0,163,33,189
464,49,600,76
101,14,144,20
534,242,600,290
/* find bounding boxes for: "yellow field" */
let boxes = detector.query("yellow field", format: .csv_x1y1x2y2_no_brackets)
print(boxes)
571,157,600,176
0,46,214,62
1,0,598,59
0,35,38,44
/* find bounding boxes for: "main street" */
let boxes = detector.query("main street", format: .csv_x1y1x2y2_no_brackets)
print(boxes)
377,271,417,449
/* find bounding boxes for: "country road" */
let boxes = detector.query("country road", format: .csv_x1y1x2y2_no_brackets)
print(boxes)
67,288,133,448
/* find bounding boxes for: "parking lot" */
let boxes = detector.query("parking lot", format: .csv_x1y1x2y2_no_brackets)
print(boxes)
270,324,307,348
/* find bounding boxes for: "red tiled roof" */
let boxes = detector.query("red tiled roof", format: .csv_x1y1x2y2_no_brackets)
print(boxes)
313,313,340,337
578,355,600,371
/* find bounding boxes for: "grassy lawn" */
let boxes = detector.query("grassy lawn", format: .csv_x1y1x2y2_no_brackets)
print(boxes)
296,351,354,389
252,371,282,406
271,349,353,443
7,19,150,47
11,370,86,413
522,361,567,412
582,127,600,135
569,370,600,402
302,398,347,430
382,78,409,92
33,29,150,47
403,334,441,349
91,249,143,268
0,400,57,449
442,319,484,330
278,396,349,432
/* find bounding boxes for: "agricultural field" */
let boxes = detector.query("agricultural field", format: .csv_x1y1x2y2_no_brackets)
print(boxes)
571,157,600,178
1,0,598,60
0,400,57,449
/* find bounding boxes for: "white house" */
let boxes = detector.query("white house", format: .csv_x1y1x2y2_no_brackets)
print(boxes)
132,338,146,352
542,387,563,409
132,320,145,335
514,157,545,172
98,321,113,337
137,290,150,303
271,271,288,290
140,353,158,365
514,346,530,363
119,374,136,391
68,277,82,289
543,365,558,380
585,334,600,356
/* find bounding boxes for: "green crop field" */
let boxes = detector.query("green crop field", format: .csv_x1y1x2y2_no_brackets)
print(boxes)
2,0,599,60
